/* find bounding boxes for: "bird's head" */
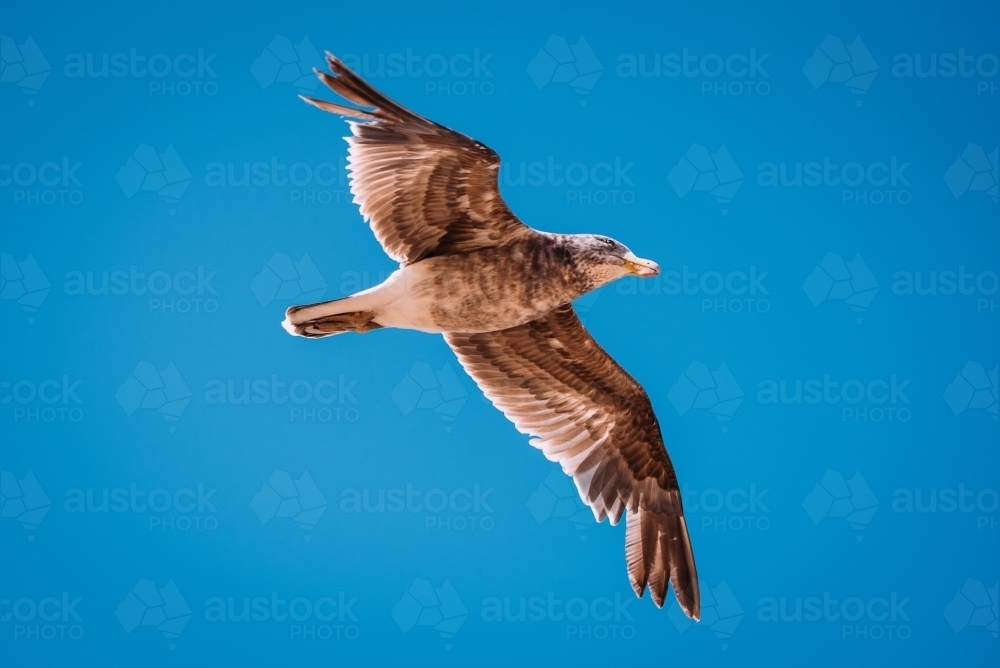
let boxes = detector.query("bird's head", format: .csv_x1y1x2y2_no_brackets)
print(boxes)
571,234,660,285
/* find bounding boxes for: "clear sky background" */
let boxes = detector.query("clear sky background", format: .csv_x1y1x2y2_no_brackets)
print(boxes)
1,1,998,665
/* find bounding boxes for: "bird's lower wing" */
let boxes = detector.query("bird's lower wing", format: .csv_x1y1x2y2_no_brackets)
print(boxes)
444,304,700,619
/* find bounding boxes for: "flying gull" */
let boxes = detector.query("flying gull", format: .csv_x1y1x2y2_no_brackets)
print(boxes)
282,54,700,620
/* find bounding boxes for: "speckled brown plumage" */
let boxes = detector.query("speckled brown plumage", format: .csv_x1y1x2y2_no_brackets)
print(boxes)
288,53,700,620
447,305,698,615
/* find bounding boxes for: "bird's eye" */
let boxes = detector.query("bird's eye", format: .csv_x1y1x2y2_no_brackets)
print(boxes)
604,238,615,248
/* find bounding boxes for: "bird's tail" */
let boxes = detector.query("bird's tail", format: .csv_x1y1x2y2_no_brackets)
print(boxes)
625,505,700,620
282,300,382,339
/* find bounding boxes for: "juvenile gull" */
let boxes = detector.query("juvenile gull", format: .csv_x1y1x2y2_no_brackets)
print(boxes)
283,54,700,620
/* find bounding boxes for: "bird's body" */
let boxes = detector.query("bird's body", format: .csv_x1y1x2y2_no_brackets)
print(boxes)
283,53,702,621
287,233,623,335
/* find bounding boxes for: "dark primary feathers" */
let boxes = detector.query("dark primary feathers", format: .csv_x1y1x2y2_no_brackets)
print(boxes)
446,304,699,619
302,53,530,265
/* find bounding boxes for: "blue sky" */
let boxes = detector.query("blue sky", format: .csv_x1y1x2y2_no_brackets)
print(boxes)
1,1,997,665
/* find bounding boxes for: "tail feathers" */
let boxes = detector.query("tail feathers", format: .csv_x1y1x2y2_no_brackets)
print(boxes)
282,309,381,339
625,506,700,620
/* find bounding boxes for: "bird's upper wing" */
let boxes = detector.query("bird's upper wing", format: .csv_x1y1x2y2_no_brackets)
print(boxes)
444,304,700,619
301,54,531,265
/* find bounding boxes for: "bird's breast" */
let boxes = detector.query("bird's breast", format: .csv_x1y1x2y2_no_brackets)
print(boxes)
380,241,586,334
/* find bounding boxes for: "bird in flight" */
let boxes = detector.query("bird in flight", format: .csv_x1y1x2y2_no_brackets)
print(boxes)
283,53,700,620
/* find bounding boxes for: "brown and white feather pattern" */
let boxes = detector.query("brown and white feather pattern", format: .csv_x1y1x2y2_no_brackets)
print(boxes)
445,304,700,619
300,53,699,619
302,54,530,265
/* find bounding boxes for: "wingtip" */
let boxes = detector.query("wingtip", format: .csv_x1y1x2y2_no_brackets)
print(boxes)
324,51,347,73
298,95,379,120
670,595,699,620
626,505,701,620
676,584,701,620
629,577,646,601
646,580,701,620
651,590,666,608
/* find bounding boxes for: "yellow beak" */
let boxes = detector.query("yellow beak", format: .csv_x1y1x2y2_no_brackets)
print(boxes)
623,255,660,277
